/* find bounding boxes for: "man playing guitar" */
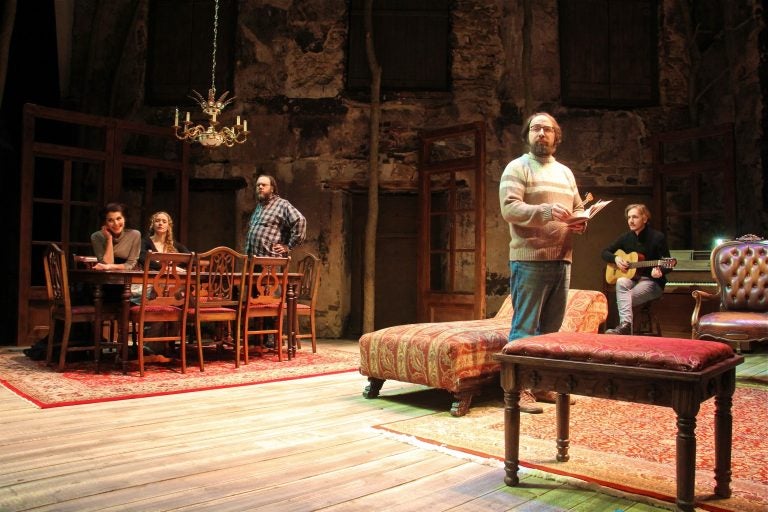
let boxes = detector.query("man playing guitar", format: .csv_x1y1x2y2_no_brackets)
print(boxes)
601,203,674,335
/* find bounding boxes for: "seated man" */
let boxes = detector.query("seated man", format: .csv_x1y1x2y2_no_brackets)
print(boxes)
601,203,672,335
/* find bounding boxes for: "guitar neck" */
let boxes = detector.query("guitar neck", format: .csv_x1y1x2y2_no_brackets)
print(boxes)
628,259,666,269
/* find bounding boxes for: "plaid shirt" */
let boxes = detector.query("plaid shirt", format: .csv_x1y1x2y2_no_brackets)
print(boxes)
244,194,306,256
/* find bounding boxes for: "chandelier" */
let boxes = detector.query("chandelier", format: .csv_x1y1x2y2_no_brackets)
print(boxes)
173,0,248,148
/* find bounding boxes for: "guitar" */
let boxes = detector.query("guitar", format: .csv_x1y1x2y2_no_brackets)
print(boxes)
605,249,677,284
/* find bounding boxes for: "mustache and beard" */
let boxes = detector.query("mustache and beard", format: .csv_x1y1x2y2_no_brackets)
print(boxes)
531,139,556,157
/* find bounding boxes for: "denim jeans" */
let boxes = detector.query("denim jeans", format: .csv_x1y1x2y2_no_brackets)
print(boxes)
615,276,663,324
508,260,571,341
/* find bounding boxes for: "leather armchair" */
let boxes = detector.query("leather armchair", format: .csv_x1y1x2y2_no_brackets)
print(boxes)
691,234,768,352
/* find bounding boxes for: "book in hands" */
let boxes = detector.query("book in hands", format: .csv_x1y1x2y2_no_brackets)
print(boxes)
563,199,612,225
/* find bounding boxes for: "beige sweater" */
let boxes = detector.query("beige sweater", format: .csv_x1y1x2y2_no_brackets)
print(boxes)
499,152,582,262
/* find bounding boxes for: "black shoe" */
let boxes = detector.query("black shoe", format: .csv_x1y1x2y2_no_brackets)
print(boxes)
605,322,632,335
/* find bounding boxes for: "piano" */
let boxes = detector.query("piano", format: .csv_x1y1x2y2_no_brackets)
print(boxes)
664,250,717,293
654,250,719,337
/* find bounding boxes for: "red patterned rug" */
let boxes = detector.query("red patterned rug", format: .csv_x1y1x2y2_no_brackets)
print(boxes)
374,384,768,512
0,347,359,408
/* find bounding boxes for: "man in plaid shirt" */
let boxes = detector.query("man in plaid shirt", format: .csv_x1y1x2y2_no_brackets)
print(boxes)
244,175,307,257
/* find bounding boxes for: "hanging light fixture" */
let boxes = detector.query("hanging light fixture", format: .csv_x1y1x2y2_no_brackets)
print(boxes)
173,0,248,148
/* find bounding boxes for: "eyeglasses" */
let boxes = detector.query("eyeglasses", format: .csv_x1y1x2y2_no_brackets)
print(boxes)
530,124,555,134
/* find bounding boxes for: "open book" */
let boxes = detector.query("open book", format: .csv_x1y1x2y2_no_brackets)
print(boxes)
563,199,612,225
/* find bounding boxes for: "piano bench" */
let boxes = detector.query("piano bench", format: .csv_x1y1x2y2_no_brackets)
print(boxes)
494,332,743,512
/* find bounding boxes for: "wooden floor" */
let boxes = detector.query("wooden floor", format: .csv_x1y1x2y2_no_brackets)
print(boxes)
0,339,765,512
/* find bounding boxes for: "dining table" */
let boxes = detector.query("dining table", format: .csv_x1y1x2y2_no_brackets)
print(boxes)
68,268,304,373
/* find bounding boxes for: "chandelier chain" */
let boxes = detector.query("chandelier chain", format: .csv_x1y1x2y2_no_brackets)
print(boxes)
211,0,219,96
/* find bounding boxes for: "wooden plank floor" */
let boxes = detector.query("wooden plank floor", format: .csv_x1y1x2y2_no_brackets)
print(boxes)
0,339,764,512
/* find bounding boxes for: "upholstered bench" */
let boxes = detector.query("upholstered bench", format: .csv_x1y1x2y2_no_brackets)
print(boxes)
493,332,744,512
359,289,608,416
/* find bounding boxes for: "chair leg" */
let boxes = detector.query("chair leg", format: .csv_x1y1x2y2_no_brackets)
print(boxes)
195,319,205,372
57,321,72,371
45,320,58,367
309,313,317,353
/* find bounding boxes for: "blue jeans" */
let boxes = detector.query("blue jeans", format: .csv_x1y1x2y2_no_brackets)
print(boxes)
508,260,571,341
615,276,663,324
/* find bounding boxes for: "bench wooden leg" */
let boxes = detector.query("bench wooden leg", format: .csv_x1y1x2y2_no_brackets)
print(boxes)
501,388,521,486
714,377,736,498
555,393,571,462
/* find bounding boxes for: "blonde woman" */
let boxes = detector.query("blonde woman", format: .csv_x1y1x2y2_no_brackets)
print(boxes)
134,211,191,363
138,211,189,268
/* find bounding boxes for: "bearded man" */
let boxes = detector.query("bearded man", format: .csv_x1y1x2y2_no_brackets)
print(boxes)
498,112,587,413
244,174,306,257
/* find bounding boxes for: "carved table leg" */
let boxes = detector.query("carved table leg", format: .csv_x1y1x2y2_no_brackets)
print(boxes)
363,377,385,399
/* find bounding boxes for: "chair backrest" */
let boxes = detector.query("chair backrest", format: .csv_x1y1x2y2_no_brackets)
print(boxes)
710,234,768,312
245,256,290,306
43,243,71,313
295,253,320,304
138,252,195,311
193,246,248,307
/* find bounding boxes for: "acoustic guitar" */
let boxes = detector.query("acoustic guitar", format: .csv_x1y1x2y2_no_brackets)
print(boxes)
605,249,677,284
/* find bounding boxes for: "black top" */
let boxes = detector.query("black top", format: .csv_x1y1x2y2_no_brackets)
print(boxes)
601,226,672,287
138,237,191,270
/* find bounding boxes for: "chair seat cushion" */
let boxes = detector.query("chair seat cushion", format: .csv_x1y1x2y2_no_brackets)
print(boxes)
697,311,768,342
129,305,182,320
501,332,735,372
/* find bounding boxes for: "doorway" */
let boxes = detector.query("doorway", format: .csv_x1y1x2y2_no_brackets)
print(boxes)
348,193,418,336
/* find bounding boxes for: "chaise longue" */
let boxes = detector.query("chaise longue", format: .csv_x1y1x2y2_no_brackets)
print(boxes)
359,288,608,416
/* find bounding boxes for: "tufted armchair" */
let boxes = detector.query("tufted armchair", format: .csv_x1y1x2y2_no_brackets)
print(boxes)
691,234,768,352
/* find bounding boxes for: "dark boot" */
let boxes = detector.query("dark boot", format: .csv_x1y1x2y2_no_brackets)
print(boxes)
606,321,632,335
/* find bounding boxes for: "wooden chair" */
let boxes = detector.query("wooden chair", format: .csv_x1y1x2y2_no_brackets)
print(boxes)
43,243,118,371
291,253,320,352
187,247,247,369
129,252,195,377
692,234,768,353
242,256,290,363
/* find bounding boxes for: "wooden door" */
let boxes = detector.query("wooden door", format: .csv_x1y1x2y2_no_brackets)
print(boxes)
417,122,486,322
17,103,189,345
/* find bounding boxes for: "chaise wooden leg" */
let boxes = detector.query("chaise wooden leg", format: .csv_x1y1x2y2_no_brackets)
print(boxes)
363,377,385,398
450,391,474,417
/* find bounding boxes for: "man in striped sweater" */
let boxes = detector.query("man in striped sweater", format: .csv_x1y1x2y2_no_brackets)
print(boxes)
499,112,587,414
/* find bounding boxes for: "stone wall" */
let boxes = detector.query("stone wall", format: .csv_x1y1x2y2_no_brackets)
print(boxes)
65,0,766,337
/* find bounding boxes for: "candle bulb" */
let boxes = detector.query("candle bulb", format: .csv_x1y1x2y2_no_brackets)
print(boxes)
243,120,247,131
174,108,179,127
236,115,241,126
185,111,190,123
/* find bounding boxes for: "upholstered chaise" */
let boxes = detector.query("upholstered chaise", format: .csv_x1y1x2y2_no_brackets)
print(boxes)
359,289,608,416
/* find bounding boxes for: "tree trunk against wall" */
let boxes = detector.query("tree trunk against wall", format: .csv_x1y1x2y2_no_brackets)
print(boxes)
0,0,17,105
363,0,381,334
522,0,533,114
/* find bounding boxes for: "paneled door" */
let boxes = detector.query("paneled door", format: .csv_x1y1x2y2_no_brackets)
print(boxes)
417,122,486,322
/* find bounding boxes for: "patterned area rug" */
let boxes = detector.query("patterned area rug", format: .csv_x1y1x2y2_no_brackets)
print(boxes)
0,347,359,408
375,385,768,512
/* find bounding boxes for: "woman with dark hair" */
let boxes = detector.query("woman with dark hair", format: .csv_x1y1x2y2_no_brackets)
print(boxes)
90,202,141,271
